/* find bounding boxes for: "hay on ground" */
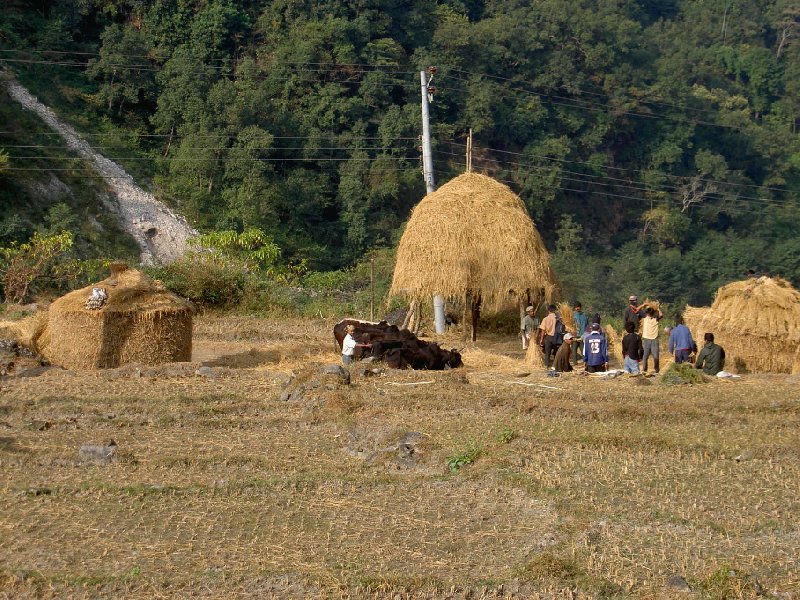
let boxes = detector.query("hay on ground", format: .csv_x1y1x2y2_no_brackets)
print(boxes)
604,324,623,367
524,342,545,369
390,173,557,314
39,268,194,370
684,276,800,373
793,347,800,375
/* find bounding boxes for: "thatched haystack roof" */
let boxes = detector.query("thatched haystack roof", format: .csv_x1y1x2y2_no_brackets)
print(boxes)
684,276,800,373
390,173,556,312
38,268,193,370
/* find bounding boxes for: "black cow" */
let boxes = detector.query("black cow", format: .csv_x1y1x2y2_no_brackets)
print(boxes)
333,318,462,370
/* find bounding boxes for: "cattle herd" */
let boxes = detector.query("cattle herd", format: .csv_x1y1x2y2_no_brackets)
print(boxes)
333,319,463,370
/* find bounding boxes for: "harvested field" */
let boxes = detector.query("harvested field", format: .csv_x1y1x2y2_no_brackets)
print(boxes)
0,316,798,599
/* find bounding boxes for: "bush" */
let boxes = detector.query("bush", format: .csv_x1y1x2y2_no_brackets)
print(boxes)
149,257,248,308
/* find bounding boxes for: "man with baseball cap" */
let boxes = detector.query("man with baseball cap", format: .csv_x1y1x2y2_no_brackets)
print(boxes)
623,294,646,331
520,305,539,350
553,332,576,372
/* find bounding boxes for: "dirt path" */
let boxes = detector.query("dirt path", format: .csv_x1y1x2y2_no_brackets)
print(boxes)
2,74,195,264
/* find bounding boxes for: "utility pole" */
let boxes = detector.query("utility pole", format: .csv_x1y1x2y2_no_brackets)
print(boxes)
420,67,446,335
420,68,436,194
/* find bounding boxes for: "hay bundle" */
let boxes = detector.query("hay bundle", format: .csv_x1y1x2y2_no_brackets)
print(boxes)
525,341,545,369
604,325,623,367
41,268,193,369
684,276,800,373
558,302,576,334
390,173,556,313
641,298,662,312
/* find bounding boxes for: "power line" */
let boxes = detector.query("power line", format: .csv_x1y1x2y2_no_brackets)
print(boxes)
442,140,796,196
439,72,752,132
436,148,793,209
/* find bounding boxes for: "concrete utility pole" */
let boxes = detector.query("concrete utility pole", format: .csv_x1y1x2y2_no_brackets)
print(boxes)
420,67,446,335
420,68,436,194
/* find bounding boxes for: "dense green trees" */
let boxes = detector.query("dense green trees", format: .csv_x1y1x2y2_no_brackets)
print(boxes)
0,0,798,313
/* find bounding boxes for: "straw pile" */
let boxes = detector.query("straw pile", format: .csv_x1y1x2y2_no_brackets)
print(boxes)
390,173,556,313
37,267,193,369
524,341,545,369
604,325,623,367
684,276,800,373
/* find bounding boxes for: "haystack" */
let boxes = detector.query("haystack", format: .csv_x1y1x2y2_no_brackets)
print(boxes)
604,325,624,367
38,267,193,369
390,173,557,317
684,276,800,373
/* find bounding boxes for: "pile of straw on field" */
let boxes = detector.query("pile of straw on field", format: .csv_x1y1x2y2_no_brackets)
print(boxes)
390,173,556,313
36,266,193,369
604,325,624,367
684,276,800,373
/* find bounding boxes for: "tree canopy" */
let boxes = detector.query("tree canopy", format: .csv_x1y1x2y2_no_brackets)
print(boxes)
0,0,798,312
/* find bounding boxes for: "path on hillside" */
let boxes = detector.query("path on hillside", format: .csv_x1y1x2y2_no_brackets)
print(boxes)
3,75,195,264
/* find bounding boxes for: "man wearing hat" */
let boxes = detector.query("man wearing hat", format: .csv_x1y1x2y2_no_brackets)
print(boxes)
553,332,576,372
623,295,646,331
582,322,608,372
520,305,539,350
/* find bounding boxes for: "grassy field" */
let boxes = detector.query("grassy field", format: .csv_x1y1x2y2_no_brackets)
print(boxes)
0,316,798,599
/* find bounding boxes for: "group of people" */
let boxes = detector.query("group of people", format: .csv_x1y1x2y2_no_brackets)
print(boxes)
522,295,726,376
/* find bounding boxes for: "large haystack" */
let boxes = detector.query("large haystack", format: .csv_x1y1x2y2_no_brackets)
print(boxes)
39,267,193,369
390,173,556,313
684,276,800,373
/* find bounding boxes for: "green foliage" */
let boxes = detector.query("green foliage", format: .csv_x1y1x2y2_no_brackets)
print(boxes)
446,443,482,474
193,228,281,273
496,427,515,444
150,257,248,309
1,0,799,309
0,231,74,303
661,363,708,386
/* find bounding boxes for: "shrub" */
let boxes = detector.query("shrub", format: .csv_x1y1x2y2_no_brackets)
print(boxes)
150,257,248,308
0,231,74,303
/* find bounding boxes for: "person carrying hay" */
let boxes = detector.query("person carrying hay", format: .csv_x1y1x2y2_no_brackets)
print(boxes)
583,323,608,373
520,305,539,350
641,306,664,374
694,332,726,375
623,295,646,331
554,333,576,373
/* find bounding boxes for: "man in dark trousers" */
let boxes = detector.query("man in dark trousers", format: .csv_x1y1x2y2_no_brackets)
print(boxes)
668,314,696,364
583,323,608,373
537,304,559,368
695,332,726,375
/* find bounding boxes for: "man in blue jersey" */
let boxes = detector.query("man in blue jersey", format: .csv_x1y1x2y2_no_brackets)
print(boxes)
668,314,696,364
583,322,608,373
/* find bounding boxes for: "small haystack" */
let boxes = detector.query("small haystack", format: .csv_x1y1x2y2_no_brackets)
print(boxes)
684,276,800,373
38,266,193,369
390,173,556,339
604,325,623,367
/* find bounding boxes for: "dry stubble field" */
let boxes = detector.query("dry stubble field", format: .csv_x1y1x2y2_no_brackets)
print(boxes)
0,316,798,599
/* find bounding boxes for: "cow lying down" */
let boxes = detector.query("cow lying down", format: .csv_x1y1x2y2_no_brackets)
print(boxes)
334,319,462,370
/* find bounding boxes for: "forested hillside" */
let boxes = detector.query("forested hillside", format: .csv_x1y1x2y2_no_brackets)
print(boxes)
1,0,799,312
